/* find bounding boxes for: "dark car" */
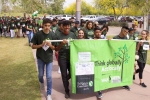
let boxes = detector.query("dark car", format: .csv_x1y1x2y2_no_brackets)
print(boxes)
126,17,133,22
95,16,110,25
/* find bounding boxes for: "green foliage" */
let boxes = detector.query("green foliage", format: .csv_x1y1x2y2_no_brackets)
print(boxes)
64,0,98,15
108,21,128,27
1,0,65,14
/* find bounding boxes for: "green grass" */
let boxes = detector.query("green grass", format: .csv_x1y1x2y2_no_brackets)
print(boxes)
0,13,44,17
147,51,150,65
0,37,41,100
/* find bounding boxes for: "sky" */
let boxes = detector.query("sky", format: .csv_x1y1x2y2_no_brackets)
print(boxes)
63,0,92,8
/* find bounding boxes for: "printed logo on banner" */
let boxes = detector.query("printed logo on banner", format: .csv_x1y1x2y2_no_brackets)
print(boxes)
76,75,94,94
75,62,94,93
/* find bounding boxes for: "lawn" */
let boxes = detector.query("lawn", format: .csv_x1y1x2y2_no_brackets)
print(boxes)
0,37,41,100
0,13,44,17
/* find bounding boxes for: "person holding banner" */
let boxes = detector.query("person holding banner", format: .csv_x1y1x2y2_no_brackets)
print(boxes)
93,27,103,98
31,18,55,100
113,26,131,91
134,30,150,87
54,21,63,74
55,20,77,99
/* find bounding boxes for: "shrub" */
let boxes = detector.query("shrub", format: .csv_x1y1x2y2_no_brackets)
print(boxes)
108,21,128,27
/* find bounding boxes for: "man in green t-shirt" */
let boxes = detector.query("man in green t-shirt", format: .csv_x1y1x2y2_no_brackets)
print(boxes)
51,19,58,33
55,20,76,99
54,21,63,74
127,28,137,40
31,18,55,100
70,21,81,37
113,26,131,91
8,19,16,38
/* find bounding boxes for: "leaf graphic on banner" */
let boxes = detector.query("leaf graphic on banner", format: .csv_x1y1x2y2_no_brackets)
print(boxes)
114,44,130,81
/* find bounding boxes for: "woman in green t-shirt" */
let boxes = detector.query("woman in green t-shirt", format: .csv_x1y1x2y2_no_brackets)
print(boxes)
77,29,85,39
84,21,95,39
134,30,150,87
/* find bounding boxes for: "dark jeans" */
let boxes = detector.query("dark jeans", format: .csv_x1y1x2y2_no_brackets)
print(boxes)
58,58,71,93
136,61,146,79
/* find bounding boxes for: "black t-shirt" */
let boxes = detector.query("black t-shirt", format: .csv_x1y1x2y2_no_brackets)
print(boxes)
21,22,26,28
31,31,55,63
27,23,33,31
9,22,16,30
55,31,77,60
34,24,39,32
16,21,21,29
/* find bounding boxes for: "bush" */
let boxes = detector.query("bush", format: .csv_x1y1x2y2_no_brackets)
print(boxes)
108,21,128,27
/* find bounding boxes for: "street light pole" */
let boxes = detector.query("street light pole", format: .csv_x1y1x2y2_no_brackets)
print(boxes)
76,0,81,22
0,0,2,14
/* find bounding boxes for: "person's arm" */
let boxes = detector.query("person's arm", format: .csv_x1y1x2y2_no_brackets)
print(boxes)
136,42,142,54
32,41,45,49
55,39,68,51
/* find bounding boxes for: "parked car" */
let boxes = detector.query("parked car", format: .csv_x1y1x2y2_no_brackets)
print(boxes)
61,15,72,20
135,16,143,23
126,16,134,22
94,16,110,25
81,15,97,21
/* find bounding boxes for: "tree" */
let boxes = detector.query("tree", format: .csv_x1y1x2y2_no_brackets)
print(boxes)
50,0,65,14
0,0,65,14
64,0,98,15
94,0,128,19
114,44,130,81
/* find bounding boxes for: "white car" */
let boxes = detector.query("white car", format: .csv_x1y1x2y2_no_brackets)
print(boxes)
61,15,72,20
81,15,97,21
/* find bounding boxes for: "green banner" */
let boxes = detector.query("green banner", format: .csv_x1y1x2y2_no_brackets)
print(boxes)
70,40,136,94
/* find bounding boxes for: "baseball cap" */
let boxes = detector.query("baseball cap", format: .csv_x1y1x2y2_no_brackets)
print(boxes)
75,21,79,24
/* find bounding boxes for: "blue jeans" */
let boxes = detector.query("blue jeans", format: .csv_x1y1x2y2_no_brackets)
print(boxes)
27,31,33,44
37,58,53,95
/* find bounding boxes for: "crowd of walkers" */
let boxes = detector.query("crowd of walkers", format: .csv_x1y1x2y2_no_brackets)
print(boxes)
1,15,149,100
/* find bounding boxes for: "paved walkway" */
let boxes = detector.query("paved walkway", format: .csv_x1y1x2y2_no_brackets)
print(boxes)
107,22,143,35
32,48,150,100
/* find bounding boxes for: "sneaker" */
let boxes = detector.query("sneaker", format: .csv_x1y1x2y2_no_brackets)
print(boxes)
47,95,52,100
140,83,147,87
98,91,102,98
65,92,70,99
123,86,130,91
133,75,135,80
58,68,61,74
40,83,44,90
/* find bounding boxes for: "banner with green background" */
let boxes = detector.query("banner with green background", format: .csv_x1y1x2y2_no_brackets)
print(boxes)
70,40,136,94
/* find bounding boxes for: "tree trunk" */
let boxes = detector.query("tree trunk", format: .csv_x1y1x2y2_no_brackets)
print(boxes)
0,0,2,14
112,6,117,21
